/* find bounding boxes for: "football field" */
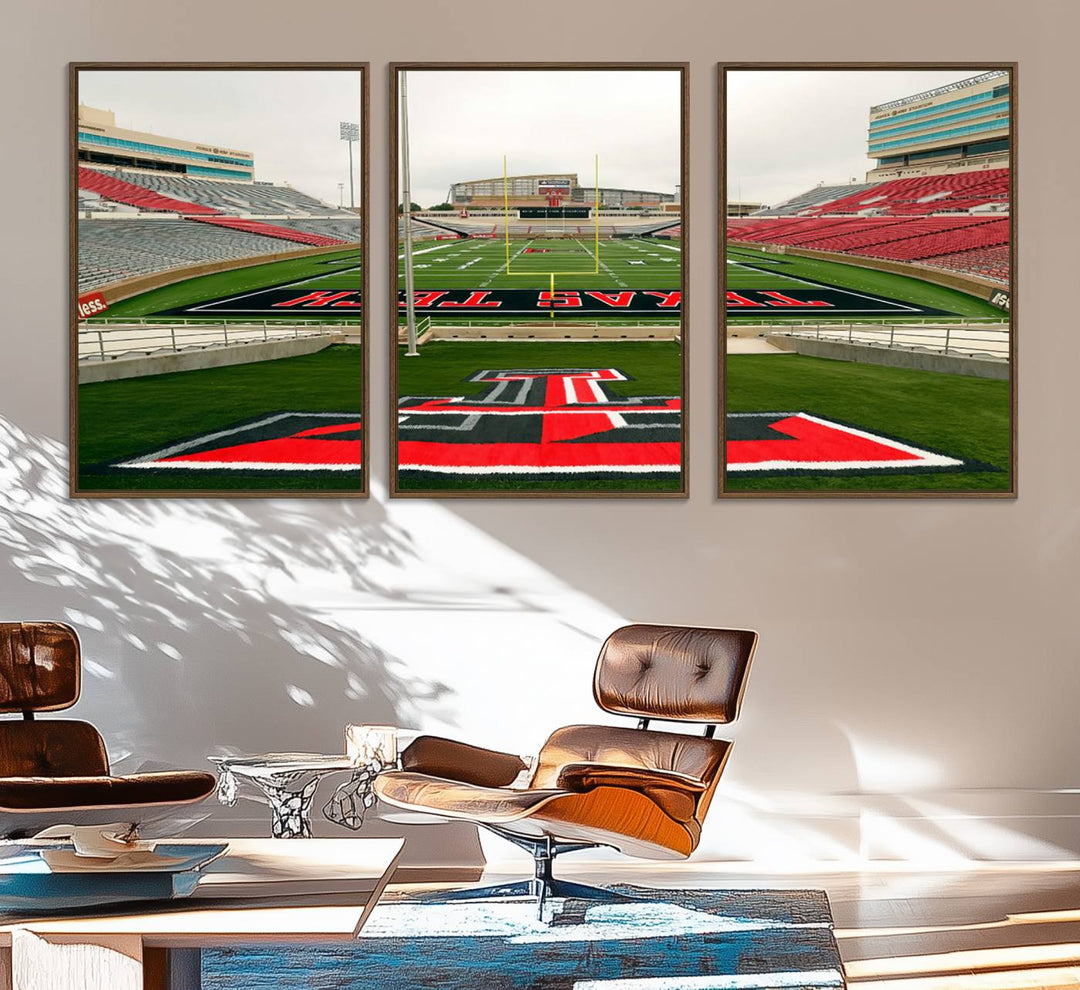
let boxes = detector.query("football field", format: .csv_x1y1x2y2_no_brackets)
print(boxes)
399,236,682,323
396,340,683,494
723,243,1010,492
77,345,363,493
393,236,685,493
98,248,363,320
725,244,1003,321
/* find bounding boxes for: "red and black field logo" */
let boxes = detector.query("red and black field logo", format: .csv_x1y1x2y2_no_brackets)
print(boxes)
396,368,991,479
112,414,362,473
399,369,681,478
726,412,995,476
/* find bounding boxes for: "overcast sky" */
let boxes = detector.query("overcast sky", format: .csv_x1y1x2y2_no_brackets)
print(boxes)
727,70,999,207
401,70,681,208
78,70,362,206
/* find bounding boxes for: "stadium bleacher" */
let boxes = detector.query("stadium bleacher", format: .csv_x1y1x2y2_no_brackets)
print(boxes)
77,219,312,291
731,169,1010,284
918,244,1009,283
751,183,876,216
758,169,1009,218
77,165,361,291
81,166,355,218
417,215,682,238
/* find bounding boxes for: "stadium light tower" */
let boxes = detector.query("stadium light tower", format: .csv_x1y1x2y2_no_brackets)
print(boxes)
339,120,359,209
400,71,419,357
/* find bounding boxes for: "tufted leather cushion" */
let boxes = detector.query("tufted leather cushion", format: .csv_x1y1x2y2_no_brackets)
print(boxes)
0,622,80,713
593,624,757,723
0,720,108,777
401,736,528,789
531,724,730,792
0,771,218,812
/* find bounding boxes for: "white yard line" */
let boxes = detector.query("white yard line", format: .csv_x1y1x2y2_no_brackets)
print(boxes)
575,239,627,288
481,239,532,287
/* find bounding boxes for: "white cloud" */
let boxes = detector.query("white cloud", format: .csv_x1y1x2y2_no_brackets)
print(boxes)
77,69,363,207
400,69,681,208
726,69,998,207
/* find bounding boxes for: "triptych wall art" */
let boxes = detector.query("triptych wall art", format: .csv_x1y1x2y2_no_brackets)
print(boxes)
70,61,1014,500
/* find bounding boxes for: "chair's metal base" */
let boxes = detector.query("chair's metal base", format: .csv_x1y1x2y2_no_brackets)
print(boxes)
409,875,636,922
409,826,634,921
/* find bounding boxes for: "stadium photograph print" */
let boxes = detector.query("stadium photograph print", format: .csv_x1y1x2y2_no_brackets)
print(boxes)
71,63,368,497
720,64,1015,497
391,63,688,498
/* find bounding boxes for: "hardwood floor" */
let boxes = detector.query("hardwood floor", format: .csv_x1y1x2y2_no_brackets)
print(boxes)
420,860,1080,988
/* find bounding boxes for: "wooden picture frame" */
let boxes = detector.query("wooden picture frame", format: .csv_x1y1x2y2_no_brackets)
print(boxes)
70,62,369,499
389,62,689,499
718,63,1017,498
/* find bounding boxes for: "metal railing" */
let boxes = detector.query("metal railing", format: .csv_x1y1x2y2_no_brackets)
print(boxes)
396,317,681,328
730,315,1004,326
765,322,1009,359
86,315,362,326
77,321,343,363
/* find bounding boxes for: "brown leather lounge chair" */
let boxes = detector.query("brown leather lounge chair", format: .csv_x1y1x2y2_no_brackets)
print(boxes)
375,623,757,914
0,622,217,838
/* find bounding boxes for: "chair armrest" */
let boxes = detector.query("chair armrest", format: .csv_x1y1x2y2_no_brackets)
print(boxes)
400,735,529,789
556,763,707,823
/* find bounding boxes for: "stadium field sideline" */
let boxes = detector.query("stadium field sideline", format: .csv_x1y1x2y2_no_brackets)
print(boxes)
77,345,363,493
725,353,1010,493
726,245,1003,321
100,248,362,321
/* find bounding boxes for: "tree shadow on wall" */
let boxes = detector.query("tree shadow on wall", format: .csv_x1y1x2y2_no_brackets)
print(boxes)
0,414,448,771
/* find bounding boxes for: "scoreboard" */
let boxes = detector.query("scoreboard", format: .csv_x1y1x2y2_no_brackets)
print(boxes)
537,177,573,195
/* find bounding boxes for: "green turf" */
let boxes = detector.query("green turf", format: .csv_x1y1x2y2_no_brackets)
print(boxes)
101,249,362,321
402,236,680,296
77,345,363,493
396,339,683,495
726,245,1003,321
724,353,1011,493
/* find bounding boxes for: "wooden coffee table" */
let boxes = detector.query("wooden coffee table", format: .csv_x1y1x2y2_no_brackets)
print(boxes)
0,836,403,990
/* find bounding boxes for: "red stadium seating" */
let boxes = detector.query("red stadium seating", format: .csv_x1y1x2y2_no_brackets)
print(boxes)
800,169,1009,217
78,167,346,248
78,167,220,215
918,245,1009,283
190,216,343,248
728,214,1010,283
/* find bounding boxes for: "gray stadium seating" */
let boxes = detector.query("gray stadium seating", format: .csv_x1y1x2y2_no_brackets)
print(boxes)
77,220,323,292
94,168,356,218
752,184,877,216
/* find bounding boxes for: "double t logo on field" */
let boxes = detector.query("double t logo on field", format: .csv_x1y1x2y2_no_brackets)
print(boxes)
398,369,680,477
104,369,988,480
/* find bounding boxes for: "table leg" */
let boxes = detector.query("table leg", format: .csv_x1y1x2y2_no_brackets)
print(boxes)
144,948,201,990
259,777,321,839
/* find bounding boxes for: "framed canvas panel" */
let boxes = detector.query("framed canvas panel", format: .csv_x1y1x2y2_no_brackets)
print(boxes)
719,64,1016,498
390,63,688,498
70,63,369,498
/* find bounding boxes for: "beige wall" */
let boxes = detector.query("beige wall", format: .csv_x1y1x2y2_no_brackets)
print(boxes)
1,0,1078,863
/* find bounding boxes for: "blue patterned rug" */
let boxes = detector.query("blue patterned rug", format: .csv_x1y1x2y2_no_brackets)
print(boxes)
203,886,845,989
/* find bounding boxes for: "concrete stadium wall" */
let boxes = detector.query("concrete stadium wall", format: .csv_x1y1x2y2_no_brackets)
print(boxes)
730,241,1007,305
78,335,337,383
765,333,1010,380
429,325,680,341
95,241,359,306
